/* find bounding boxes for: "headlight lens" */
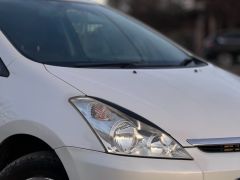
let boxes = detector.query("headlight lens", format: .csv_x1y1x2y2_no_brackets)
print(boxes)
70,97,192,159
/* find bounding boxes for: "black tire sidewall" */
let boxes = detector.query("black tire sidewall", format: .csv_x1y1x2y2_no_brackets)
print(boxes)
0,151,68,180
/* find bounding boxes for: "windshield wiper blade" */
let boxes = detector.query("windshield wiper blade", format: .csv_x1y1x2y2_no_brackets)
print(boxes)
180,57,205,67
71,61,142,68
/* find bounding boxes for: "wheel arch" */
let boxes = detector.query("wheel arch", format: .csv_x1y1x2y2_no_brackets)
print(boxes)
0,120,66,172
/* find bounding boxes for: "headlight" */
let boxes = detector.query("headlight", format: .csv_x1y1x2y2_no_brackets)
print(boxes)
70,97,192,159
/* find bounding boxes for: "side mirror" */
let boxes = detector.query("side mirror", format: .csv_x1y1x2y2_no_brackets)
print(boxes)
0,58,9,77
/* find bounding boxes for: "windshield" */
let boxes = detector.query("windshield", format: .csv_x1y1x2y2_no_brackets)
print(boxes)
0,0,204,67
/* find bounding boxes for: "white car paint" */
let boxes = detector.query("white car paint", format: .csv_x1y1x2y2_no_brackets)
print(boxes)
0,1,240,180
46,64,240,147
0,31,103,151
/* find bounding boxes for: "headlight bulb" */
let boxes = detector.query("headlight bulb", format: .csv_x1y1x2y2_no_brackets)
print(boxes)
110,121,138,153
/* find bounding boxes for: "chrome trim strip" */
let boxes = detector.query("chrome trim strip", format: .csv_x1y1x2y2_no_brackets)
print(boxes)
187,137,240,146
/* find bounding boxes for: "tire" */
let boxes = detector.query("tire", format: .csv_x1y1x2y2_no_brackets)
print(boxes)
0,151,68,180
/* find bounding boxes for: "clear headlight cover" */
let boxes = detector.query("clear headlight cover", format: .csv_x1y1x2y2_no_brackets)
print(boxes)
70,97,192,159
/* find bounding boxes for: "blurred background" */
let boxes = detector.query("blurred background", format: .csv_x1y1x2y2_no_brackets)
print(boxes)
97,0,240,75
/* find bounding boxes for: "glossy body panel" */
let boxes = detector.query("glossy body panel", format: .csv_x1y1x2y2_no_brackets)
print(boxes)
0,32,103,150
46,64,240,147
56,147,203,180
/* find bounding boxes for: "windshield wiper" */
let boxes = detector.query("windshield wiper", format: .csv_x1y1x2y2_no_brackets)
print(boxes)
179,57,206,67
44,58,207,68
71,61,142,68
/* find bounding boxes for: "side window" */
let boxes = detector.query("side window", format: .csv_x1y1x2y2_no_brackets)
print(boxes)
0,59,9,77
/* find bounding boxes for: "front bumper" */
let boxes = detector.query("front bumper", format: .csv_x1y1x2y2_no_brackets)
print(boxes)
56,147,240,180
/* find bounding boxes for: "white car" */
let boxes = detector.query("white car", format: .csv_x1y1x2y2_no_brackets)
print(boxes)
0,0,240,180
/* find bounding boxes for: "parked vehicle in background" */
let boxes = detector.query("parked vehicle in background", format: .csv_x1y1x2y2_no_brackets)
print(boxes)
204,31,240,66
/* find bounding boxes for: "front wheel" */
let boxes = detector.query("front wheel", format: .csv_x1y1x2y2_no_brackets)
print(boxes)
0,151,68,180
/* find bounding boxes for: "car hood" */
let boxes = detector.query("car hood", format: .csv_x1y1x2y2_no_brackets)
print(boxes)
46,64,240,147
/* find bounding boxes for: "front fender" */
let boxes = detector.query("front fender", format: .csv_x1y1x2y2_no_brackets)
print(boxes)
0,120,64,149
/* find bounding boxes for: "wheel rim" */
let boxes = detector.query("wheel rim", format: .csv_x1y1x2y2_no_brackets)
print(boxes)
26,178,54,180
